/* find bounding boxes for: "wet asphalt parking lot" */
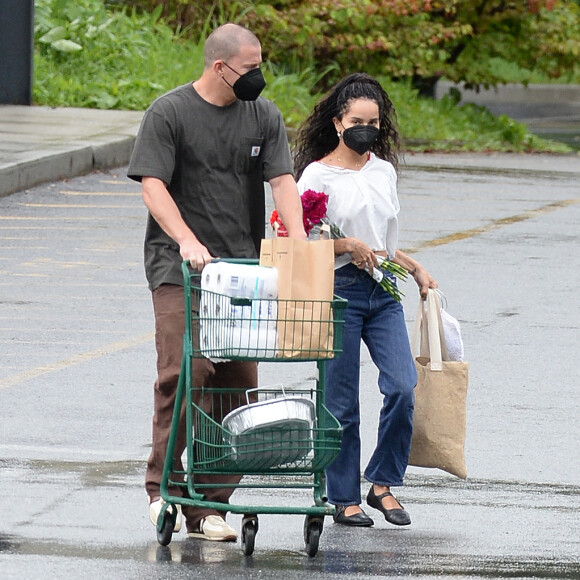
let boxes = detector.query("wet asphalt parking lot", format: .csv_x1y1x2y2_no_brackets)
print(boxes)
0,154,579,579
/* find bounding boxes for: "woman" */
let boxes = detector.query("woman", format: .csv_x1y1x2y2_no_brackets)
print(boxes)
294,73,437,527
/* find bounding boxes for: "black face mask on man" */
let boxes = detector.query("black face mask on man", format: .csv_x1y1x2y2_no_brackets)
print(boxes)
341,125,380,156
222,62,266,101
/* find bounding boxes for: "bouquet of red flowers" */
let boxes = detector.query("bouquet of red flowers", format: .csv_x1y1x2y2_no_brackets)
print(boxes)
270,190,408,301
301,189,329,235
270,189,329,237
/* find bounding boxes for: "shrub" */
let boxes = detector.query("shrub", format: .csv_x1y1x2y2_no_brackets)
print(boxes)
123,1,580,92
33,0,572,153
34,0,204,109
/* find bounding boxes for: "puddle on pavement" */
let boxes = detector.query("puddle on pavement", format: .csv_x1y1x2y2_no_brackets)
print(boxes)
0,457,143,488
1,460,579,578
0,532,578,578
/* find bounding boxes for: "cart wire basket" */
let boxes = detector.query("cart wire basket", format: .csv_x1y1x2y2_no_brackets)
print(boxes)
157,260,347,556
194,261,346,361
193,386,342,473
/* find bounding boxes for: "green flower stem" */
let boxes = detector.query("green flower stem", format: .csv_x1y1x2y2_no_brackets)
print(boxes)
376,255,409,280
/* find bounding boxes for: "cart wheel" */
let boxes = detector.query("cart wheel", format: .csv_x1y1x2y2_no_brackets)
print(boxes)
241,516,258,556
156,506,175,546
304,516,323,557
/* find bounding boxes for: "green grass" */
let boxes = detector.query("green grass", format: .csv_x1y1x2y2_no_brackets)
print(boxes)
34,0,205,109
32,0,573,154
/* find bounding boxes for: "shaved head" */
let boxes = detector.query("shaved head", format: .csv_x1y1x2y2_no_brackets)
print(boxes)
204,23,261,68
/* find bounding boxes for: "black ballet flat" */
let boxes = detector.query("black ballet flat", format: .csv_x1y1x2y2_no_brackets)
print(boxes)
366,486,411,526
333,505,374,527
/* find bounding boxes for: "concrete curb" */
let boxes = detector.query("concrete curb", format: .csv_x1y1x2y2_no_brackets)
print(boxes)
0,105,143,197
435,81,580,106
0,137,138,197
402,151,580,176
2,102,580,198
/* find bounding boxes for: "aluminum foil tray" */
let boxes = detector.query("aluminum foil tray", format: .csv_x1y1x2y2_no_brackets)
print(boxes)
222,397,315,469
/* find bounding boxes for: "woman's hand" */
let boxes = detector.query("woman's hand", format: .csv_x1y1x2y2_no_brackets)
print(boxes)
334,238,378,270
411,266,438,300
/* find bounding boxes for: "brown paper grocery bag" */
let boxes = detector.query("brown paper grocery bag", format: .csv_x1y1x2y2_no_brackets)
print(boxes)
408,290,469,479
260,237,335,358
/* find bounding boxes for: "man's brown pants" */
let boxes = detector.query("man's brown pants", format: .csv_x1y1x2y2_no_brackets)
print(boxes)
147,284,257,532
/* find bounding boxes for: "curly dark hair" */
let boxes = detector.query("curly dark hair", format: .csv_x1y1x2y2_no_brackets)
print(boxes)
293,73,401,180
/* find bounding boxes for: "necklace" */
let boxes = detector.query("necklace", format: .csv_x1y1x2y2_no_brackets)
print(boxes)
335,156,362,168
324,151,370,170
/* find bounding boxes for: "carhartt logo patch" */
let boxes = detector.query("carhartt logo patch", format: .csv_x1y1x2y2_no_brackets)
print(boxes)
251,146,261,157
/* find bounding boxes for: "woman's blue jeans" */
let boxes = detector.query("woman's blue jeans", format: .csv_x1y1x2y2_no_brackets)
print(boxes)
325,264,417,506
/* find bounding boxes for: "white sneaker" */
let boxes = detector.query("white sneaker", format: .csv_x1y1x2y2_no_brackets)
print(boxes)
149,498,182,533
187,515,238,542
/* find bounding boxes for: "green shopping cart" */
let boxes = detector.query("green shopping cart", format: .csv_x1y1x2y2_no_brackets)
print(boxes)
155,260,347,556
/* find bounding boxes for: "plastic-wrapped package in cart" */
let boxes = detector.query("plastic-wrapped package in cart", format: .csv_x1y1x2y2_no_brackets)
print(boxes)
200,262,278,359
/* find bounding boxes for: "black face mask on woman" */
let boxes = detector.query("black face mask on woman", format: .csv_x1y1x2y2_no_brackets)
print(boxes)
222,63,266,101
342,125,380,156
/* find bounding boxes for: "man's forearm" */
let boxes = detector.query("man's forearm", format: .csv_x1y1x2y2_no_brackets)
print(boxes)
270,173,307,238
142,177,197,246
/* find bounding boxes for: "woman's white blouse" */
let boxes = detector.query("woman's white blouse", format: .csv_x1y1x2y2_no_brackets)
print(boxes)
297,153,399,269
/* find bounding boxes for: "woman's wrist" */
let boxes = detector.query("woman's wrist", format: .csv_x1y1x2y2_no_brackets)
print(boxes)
333,237,351,256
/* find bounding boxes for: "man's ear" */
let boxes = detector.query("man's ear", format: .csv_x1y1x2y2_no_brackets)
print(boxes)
213,60,224,76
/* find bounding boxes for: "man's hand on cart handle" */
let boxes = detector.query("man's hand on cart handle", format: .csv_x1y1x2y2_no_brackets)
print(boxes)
179,238,214,272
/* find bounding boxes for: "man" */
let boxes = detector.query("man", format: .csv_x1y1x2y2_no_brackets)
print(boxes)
128,23,306,541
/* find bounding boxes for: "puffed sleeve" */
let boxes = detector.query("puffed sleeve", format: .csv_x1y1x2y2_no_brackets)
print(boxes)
297,163,326,195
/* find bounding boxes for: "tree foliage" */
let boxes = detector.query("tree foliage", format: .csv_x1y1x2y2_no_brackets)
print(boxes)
117,0,580,92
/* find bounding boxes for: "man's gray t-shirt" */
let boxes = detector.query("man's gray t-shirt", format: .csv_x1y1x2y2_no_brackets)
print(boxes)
127,83,293,291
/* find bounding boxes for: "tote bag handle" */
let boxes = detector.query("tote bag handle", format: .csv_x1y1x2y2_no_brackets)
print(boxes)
410,289,450,371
